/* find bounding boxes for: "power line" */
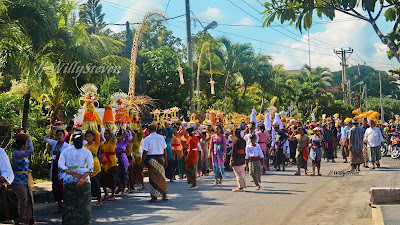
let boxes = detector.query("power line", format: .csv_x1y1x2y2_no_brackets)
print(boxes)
165,0,171,13
232,0,336,49
226,0,334,50
102,0,399,69
106,14,185,26
241,0,337,49
102,0,149,14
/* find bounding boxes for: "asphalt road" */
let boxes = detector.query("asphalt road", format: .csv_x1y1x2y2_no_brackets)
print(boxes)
21,152,400,225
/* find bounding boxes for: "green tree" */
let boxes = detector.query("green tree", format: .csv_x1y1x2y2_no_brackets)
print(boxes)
261,0,400,63
79,0,107,35
214,36,253,98
367,97,400,120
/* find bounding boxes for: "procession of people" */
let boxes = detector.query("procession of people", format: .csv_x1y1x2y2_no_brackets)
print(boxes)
0,85,390,225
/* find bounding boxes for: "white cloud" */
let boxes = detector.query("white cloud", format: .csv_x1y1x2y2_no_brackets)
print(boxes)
105,0,166,33
271,11,399,72
235,17,254,27
197,8,225,22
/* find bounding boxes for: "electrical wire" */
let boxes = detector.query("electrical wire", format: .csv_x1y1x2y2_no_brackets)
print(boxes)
165,0,171,13
241,0,337,49
226,0,334,50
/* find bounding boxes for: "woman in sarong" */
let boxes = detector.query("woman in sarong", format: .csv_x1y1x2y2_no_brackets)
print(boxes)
162,122,174,182
58,132,94,225
209,125,227,186
115,129,133,197
245,134,264,190
171,125,185,180
309,127,323,176
273,131,287,171
256,125,269,172
44,126,70,213
100,129,117,201
12,134,35,225
230,128,247,192
128,128,144,191
289,127,310,176
186,127,199,189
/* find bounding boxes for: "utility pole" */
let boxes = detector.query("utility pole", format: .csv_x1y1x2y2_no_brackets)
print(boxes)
364,84,368,110
379,72,385,123
185,0,195,113
334,48,353,104
348,80,351,106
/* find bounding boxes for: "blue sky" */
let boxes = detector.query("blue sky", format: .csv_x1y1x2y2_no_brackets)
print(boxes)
101,0,399,72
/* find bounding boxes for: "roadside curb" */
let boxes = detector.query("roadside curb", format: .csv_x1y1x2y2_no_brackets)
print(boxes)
371,205,384,225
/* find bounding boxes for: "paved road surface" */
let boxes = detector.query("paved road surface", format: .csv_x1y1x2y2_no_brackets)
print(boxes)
17,154,400,225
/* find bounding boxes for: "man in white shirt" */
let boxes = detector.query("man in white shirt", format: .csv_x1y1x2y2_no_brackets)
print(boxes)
0,147,14,185
363,120,384,169
141,123,168,202
244,122,259,146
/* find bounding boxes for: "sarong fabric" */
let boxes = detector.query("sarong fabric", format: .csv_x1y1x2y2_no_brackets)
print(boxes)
62,182,91,225
129,163,144,185
297,154,307,169
100,166,116,189
232,165,246,189
249,161,262,184
145,156,168,198
52,163,63,202
369,146,381,162
186,164,197,186
11,184,34,223
350,149,364,165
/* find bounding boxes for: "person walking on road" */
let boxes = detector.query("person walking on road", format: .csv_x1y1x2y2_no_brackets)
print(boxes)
100,129,117,202
185,127,199,189
339,121,349,163
361,118,370,168
256,125,269,173
44,125,70,213
58,132,94,225
209,125,227,186
309,127,323,176
364,120,384,169
245,134,264,190
12,133,35,225
290,127,310,176
348,119,365,171
322,124,335,163
141,123,168,202
230,128,247,192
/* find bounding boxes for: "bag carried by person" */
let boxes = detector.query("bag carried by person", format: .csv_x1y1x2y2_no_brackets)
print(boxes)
0,185,20,222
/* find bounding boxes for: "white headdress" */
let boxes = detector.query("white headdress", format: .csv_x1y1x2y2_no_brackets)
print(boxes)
250,108,257,125
273,113,284,130
264,113,272,131
311,113,316,122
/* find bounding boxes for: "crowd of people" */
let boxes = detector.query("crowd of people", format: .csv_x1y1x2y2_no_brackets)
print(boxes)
0,112,388,224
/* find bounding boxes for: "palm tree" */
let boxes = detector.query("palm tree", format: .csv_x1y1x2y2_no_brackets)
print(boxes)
240,54,272,100
293,65,333,117
214,36,253,98
1,0,130,129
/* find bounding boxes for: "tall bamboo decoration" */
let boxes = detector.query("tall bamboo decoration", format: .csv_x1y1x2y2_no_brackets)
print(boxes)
196,41,214,111
129,11,168,96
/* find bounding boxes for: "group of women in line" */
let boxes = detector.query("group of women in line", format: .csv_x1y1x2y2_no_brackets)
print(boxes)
6,123,146,225
6,117,367,225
